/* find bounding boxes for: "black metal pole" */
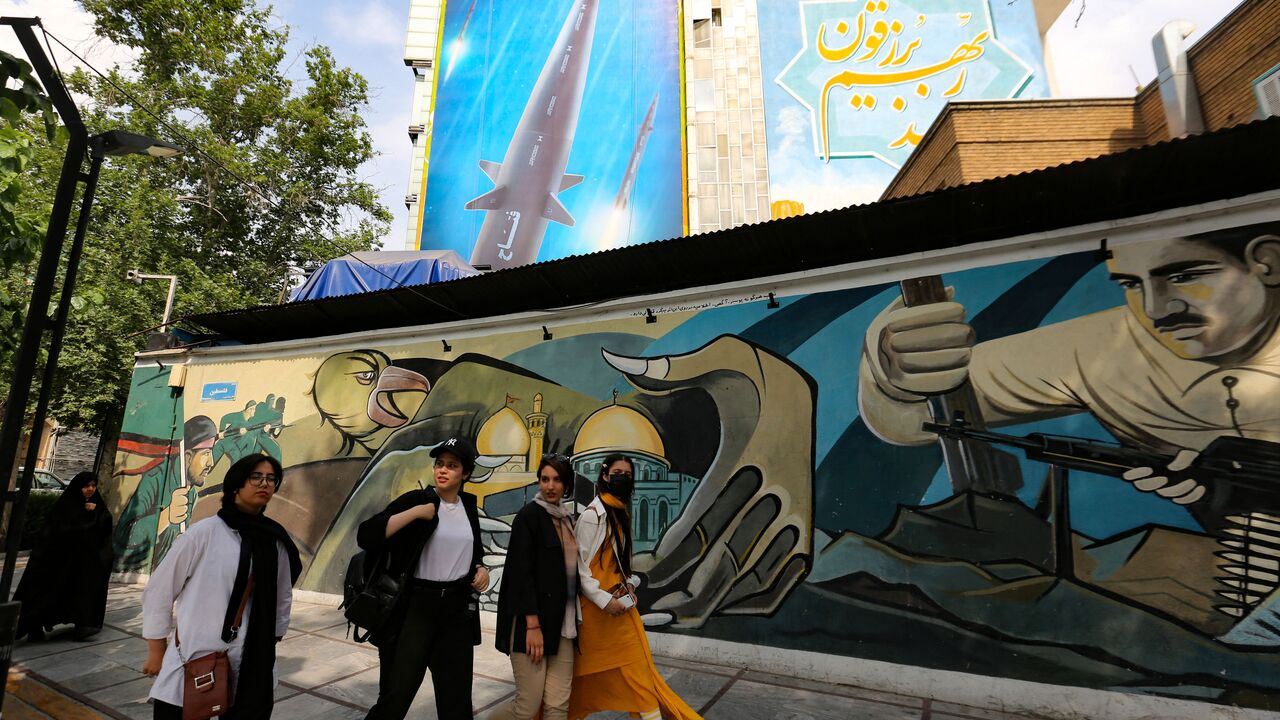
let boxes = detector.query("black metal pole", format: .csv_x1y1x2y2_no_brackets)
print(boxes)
0,146,102,598
0,20,87,585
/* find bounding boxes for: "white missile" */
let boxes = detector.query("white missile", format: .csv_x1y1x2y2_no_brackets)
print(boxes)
465,0,600,269
613,93,659,211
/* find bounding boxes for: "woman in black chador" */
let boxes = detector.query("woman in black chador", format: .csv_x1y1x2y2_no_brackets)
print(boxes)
15,471,114,641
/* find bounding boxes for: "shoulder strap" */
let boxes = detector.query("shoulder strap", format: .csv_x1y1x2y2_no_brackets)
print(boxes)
604,516,629,585
231,576,254,632
175,576,254,657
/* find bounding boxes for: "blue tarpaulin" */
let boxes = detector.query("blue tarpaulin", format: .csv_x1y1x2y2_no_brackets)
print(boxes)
289,250,476,302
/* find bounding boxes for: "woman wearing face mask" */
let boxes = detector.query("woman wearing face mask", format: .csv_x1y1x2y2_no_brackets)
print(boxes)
15,471,114,642
492,453,579,720
141,454,302,720
568,454,701,720
358,436,490,720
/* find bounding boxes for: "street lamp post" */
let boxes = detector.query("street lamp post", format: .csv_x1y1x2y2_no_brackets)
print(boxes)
0,19,182,705
127,270,180,328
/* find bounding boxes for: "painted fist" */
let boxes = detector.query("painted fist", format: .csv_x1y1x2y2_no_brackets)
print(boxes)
864,295,975,399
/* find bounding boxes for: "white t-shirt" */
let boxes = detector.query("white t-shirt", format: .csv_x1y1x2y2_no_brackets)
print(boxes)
416,497,473,581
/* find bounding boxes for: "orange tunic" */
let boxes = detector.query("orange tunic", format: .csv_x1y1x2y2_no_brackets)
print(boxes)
568,520,701,720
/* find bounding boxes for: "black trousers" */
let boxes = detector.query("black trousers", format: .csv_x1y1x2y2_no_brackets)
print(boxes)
154,699,272,720
365,584,476,720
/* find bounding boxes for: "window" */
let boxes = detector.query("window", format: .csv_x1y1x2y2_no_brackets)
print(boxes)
638,498,650,539
1255,64,1280,118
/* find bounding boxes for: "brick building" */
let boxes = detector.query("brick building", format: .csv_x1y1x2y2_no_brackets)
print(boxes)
883,0,1280,199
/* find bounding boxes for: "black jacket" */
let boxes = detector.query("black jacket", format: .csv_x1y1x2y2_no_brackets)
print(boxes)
356,488,485,645
495,501,573,657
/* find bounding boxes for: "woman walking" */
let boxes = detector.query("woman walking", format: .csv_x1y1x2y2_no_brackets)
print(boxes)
358,436,490,720
15,471,114,641
141,454,301,720
569,453,700,720
492,453,579,720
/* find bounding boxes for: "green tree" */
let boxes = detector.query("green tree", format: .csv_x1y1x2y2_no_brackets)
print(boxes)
9,0,391,435
0,51,57,365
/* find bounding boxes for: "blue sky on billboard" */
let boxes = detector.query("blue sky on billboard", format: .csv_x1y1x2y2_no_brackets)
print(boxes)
420,0,683,264
761,0,1050,212
3,0,1248,250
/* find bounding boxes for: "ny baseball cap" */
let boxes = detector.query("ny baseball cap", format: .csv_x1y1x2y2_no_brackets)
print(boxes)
430,436,477,475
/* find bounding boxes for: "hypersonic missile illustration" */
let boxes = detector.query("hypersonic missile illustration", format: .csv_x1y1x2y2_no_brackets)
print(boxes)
613,93,659,211
466,0,599,270
444,0,478,81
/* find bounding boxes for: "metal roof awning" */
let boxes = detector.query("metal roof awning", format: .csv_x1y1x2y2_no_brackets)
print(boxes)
190,116,1280,344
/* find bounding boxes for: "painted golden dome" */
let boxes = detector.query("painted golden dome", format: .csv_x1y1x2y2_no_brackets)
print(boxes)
476,406,531,456
575,402,664,458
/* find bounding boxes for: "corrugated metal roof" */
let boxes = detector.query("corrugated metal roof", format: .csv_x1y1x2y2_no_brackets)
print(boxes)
191,116,1280,344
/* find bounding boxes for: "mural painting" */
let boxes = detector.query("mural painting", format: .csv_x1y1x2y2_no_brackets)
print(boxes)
107,220,1280,708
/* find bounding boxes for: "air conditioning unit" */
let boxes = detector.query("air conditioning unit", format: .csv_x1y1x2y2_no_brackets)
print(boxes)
1255,64,1280,118
404,193,419,207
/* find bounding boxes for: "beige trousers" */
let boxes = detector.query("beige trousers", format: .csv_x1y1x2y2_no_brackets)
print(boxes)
489,645,575,720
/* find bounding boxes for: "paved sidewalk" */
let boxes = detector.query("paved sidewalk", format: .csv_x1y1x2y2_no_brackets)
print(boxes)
7,580,1043,720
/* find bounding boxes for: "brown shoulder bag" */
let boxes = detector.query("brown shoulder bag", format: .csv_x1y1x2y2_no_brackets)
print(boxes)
176,577,253,720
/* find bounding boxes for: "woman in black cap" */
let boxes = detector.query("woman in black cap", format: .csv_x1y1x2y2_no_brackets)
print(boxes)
359,436,490,720
492,453,578,720
15,471,114,641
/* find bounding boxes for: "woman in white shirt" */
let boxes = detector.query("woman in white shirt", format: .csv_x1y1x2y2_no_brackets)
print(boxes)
141,454,301,720
568,453,700,720
357,436,490,720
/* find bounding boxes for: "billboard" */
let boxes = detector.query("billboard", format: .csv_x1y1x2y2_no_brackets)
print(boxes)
759,0,1051,211
420,0,684,269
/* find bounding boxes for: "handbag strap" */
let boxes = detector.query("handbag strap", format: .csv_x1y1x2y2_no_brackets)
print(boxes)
176,576,254,661
606,515,631,592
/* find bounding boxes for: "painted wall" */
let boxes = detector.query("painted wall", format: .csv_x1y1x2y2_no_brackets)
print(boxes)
106,220,1280,709
758,0,1050,210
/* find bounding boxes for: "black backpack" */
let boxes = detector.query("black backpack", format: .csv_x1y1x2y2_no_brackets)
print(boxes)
341,549,394,643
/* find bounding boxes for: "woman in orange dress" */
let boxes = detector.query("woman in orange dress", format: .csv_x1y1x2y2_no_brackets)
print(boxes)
568,453,701,720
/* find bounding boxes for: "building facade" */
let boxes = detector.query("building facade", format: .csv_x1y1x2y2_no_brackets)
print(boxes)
883,0,1280,199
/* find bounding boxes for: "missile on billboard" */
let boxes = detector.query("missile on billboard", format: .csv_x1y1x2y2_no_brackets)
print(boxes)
613,93,659,211
465,0,600,270
444,0,478,81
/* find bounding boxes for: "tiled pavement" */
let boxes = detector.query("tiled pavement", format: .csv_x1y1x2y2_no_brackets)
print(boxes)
6,580,1046,720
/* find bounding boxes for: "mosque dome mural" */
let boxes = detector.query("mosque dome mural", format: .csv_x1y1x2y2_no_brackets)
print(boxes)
574,398,667,461
465,393,551,512
477,404,532,470
571,391,697,552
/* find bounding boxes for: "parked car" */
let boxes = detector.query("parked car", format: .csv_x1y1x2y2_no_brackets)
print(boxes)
18,467,65,494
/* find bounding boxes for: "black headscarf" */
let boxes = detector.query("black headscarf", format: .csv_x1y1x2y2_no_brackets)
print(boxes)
50,471,108,532
215,456,302,720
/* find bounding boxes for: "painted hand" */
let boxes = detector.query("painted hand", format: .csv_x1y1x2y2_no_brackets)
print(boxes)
603,335,814,629
166,488,190,526
864,294,975,399
1122,449,1204,504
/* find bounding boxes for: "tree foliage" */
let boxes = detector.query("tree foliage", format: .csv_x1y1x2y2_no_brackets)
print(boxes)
2,0,391,432
0,52,58,363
